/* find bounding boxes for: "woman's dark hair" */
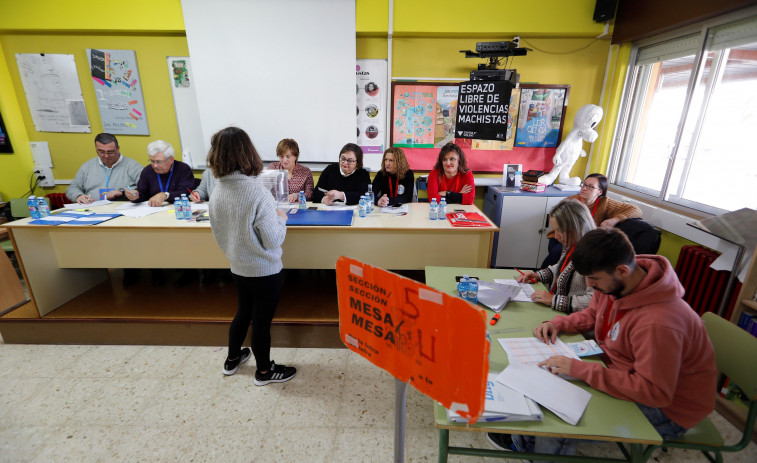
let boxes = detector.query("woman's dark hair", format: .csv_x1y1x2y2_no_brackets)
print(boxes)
206,127,263,178
432,142,469,176
339,143,364,170
585,173,608,197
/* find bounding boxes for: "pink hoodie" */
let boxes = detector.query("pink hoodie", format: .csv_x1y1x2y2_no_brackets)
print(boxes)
551,255,718,429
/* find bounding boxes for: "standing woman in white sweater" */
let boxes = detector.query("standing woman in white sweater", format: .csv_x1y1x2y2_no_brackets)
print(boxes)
207,127,296,385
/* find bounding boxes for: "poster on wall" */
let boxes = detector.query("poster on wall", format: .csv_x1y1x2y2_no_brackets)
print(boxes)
167,57,205,168
515,85,569,148
0,111,13,153
472,88,521,151
15,53,91,133
454,80,513,141
87,49,149,135
392,82,460,148
356,59,387,155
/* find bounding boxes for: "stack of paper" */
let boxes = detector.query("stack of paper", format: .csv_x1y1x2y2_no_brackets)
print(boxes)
477,281,521,312
446,373,543,423
494,279,535,302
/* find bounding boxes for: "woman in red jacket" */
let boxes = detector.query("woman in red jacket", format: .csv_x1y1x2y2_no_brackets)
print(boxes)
426,142,475,205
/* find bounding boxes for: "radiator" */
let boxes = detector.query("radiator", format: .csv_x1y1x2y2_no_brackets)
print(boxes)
675,245,741,319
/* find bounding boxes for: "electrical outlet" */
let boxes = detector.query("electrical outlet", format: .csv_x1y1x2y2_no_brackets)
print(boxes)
34,166,56,187
513,36,520,47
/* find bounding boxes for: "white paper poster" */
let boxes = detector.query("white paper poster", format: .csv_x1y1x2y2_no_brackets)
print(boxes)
15,53,91,133
167,57,205,168
356,59,387,156
87,49,149,135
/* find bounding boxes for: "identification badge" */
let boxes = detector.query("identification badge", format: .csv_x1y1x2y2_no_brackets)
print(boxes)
99,188,114,200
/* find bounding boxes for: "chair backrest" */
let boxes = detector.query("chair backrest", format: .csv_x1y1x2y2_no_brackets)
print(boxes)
45,193,70,209
415,175,428,202
615,218,662,255
9,198,31,219
702,312,757,401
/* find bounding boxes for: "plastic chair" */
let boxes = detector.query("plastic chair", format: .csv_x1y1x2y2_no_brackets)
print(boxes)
9,198,31,219
634,312,757,463
45,192,71,210
415,175,428,202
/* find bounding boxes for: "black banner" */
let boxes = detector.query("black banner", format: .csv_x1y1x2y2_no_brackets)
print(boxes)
454,81,513,140
90,49,107,80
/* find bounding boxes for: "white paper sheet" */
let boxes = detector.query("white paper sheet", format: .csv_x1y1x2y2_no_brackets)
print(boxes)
477,281,520,312
119,205,169,218
190,203,209,212
381,204,409,214
498,337,579,366
65,199,112,209
495,278,535,302
496,363,591,425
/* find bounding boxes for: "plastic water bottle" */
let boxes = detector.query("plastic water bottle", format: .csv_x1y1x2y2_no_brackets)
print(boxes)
27,196,40,219
438,197,447,220
429,198,438,220
174,197,183,220
468,278,479,304
180,194,190,219
358,195,367,217
37,197,50,218
298,190,306,210
457,275,469,299
367,184,374,213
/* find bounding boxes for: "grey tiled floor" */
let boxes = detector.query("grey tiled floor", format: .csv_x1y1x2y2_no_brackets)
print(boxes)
1,335,755,462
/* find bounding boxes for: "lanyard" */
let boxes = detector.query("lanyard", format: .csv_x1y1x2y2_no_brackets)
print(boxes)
387,174,399,197
552,245,575,293
102,165,112,189
156,163,175,193
598,298,627,342
590,198,600,217
442,172,459,193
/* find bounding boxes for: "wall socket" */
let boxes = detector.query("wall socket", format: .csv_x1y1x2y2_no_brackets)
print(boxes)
34,166,56,187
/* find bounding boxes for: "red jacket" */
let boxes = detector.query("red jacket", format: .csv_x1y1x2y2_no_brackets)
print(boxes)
550,255,717,429
426,169,475,205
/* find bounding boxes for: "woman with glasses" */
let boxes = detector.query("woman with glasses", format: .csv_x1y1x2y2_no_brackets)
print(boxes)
542,173,642,267
426,142,475,205
518,199,595,314
372,147,414,207
312,143,370,205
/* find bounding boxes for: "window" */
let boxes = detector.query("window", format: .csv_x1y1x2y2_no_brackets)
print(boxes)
611,12,757,214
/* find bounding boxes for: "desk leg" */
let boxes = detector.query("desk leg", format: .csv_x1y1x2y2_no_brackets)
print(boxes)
629,443,644,463
438,429,449,463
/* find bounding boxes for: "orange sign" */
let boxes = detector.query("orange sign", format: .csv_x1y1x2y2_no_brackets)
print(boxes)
336,256,489,422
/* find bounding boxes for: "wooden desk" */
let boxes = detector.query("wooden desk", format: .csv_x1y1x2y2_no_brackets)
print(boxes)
6,203,496,317
425,266,662,463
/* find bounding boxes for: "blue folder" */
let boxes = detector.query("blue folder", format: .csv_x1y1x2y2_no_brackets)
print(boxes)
285,209,353,226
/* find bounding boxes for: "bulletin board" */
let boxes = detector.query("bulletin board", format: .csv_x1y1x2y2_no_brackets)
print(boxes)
390,82,570,173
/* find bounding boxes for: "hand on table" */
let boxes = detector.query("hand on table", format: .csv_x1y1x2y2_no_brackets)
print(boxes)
276,208,288,221
148,192,167,207
377,194,389,208
190,191,202,203
76,194,96,204
287,193,298,203
105,190,123,200
533,321,559,344
538,355,573,376
124,189,139,201
531,290,554,306
517,271,539,283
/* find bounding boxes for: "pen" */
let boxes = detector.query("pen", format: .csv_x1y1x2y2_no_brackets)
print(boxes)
317,187,328,193
515,268,537,283
489,313,500,325
187,188,199,201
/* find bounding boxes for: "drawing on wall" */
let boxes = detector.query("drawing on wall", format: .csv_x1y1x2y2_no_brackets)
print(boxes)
515,85,569,148
434,86,458,147
171,59,190,88
87,49,149,135
15,53,90,133
356,59,387,155
392,83,458,149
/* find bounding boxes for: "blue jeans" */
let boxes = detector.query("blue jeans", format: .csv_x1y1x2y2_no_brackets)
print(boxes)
511,404,687,462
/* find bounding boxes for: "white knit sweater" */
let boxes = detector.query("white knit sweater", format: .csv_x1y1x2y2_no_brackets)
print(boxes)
209,171,287,277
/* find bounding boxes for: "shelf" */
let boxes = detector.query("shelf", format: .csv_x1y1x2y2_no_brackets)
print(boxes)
742,299,757,311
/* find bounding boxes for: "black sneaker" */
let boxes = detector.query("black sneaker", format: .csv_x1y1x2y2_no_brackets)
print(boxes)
222,348,251,376
486,432,515,452
254,361,296,386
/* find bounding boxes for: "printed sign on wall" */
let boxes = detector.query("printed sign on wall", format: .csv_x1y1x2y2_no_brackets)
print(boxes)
336,256,489,422
454,81,513,140
87,49,149,135
356,59,387,155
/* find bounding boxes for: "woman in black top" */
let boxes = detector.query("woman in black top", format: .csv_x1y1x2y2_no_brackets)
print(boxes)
312,143,370,205
372,147,414,207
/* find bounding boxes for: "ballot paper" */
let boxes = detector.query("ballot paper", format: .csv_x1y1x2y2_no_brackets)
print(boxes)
64,199,112,209
477,281,521,312
446,373,543,423
496,363,591,426
498,337,579,367
381,204,409,214
495,278,535,302
117,204,169,218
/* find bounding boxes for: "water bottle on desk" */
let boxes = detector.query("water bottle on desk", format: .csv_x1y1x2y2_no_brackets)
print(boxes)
468,278,479,304
36,197,50,218
298,191,306,210
457,275,469,299
180,194,190,219
367,184,374,213
358,196,367,218
438,197,447,221
174,197,183,220
429,198,438,220
27,196,40,219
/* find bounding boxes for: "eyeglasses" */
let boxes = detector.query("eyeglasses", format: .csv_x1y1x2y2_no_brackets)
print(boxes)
339,157,357,164
580,183,599,190
97,149,119,156
149,159,168,165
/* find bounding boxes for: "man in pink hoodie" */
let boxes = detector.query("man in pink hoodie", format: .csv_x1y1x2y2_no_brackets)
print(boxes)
488,228,718,458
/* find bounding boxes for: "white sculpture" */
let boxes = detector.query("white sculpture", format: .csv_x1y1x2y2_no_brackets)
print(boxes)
539,104,603,186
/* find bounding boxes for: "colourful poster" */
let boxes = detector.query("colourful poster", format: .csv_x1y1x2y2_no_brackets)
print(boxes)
515,87,566,148
356,59,387,155
392,86,436,148
336,256,489,423
434,86,459,147
87,49,149,135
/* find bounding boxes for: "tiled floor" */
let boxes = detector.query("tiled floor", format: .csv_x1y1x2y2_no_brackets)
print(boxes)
1,335,755,462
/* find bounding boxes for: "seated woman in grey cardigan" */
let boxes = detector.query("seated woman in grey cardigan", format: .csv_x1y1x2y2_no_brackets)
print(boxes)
517,199,595,313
